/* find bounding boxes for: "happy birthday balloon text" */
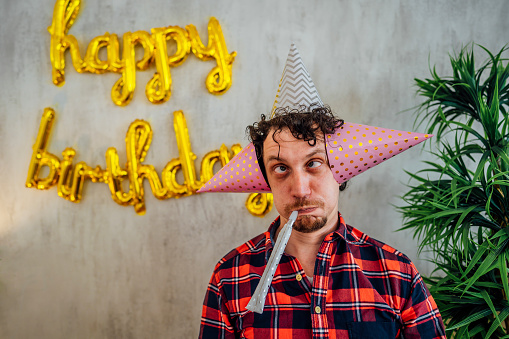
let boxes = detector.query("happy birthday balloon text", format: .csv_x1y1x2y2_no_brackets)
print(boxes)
26,108,272,216
49,0,236,106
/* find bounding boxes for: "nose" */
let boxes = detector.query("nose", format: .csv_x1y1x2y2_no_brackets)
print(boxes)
290,169,311,198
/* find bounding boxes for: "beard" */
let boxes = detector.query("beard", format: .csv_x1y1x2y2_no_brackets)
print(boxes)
293,215,328,233
285,198,327,233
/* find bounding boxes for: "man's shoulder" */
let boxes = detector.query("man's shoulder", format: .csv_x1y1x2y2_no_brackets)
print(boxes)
346,224,413,265
214,231,269,272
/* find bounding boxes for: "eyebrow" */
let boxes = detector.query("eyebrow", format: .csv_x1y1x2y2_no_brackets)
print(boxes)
265,148,327,164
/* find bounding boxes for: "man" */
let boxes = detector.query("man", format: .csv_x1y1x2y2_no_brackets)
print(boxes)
198,45,446,338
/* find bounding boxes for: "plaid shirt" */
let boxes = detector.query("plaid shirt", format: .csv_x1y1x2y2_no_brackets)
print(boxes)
200,215,446,338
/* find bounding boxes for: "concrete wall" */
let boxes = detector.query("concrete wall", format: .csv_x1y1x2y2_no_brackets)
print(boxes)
0,0,507,337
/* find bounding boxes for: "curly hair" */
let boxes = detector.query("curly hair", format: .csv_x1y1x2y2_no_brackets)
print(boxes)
246,104,347,190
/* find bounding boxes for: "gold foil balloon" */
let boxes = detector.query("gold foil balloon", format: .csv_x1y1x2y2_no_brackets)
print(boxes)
27,108,105,202
245,193,273,217
48,0,85,86
84,34,112,73
146,27,190,104
125,120,153,214
59,162,104,202
200,149,223,183
105,147,133,205
27,108,265,216
172,110,202,193
106,33,122,72
57,147,78,199
111,31,154,106
48,0,235,105
26,108,61,189
162,158,188,197
187,17,236,95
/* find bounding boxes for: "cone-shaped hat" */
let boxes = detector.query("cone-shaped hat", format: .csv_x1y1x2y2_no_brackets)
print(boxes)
197,44,432,194
271,44,324,116
198,142,271,193
198,124,431,193
325,123,431,184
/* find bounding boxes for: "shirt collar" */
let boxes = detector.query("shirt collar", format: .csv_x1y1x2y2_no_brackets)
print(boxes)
265,217,280,262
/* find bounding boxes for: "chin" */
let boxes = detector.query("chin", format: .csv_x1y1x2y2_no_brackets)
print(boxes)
292,215,327,233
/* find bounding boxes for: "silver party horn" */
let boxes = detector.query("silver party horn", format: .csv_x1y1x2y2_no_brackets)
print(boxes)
246,210,298,314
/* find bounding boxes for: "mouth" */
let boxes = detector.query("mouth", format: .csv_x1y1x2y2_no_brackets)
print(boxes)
295,207,318,215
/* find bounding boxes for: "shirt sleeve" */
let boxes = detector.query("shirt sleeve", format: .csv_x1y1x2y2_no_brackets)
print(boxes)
400,263,447,339
199,270,237,339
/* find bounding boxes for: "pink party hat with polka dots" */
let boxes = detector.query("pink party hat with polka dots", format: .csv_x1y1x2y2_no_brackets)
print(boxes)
325,123,431,184
197,45,431,194
198,142,271,193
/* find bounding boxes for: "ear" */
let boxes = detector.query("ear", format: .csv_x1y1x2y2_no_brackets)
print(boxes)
339,181,347,191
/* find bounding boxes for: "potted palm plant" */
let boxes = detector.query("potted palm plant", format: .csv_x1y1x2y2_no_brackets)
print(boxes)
399,45,509,338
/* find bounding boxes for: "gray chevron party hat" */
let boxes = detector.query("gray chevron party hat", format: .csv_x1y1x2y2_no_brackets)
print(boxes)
271,44,324,117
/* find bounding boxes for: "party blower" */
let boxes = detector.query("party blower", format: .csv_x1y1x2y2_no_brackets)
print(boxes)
246,210,299,314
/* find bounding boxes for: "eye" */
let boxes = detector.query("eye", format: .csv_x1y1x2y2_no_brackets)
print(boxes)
307,160,322,169
274,165,287,174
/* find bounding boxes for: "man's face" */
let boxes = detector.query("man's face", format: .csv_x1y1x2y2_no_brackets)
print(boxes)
263,127,340,233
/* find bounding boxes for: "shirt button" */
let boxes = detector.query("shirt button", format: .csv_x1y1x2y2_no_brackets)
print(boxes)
314,306,321,314
296,274,302,282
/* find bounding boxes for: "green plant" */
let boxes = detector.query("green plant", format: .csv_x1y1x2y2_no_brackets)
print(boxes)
399,44,509,338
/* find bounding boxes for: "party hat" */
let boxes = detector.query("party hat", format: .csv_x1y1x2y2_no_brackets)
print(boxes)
197,123,431,193
325,123,431,184
271,44,324,116
198,142,271,193
197,44,432,194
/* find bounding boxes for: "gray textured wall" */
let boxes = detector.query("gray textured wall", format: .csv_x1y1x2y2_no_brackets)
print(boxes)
0,0,507,338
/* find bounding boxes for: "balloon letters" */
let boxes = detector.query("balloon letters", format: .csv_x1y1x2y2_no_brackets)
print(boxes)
34,2,271,216
48,0,236,106
26,108,273,216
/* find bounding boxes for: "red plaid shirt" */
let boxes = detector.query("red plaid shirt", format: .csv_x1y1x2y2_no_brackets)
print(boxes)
200,215,446,338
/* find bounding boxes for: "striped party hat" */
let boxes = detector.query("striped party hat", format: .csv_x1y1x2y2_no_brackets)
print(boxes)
271,44,324,116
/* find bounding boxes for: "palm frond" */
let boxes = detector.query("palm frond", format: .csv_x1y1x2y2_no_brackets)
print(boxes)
399,44,509,338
